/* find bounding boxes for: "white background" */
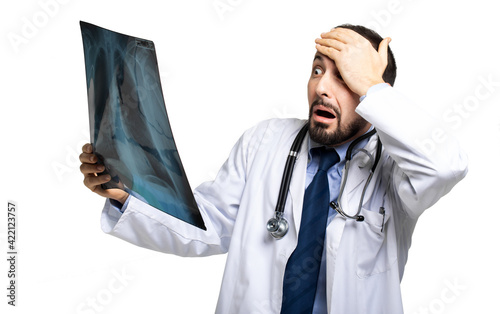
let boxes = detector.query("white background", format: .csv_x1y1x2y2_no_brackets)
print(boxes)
1,0,499,313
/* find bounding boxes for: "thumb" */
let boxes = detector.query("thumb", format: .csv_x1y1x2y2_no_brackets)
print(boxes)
378,37,391,64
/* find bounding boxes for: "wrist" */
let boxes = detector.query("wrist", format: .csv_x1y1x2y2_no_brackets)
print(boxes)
359,82,390,102
116,192,130,205
357,78,385,96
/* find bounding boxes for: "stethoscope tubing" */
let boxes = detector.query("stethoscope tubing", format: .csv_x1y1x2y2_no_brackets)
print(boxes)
268,123,382,239
332,130,382,220
274,124,309,217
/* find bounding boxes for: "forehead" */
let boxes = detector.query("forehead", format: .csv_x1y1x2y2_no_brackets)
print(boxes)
313,52,336,68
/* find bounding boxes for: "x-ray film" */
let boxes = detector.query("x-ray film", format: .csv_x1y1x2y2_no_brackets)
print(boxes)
80,21,206,230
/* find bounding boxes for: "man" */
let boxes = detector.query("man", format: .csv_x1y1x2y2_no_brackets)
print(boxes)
80,24,468,313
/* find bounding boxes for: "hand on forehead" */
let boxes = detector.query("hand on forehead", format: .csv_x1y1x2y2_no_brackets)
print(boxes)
317,27,376,55
313,26,390,96
325,27,366,40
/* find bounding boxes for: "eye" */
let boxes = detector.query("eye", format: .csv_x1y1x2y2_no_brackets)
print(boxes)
313,66,323,76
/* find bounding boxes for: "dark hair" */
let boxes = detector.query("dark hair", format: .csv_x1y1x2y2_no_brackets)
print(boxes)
335,24,397,86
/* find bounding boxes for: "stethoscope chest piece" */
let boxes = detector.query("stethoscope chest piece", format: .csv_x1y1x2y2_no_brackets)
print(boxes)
267,215,289,239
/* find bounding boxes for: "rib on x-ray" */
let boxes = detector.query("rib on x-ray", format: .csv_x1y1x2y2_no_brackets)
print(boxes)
80,21,206,230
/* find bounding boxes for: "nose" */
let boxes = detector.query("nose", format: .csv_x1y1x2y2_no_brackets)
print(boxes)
315,71,337,100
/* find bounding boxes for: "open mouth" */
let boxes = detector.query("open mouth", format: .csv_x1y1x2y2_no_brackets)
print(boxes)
312,104,337,124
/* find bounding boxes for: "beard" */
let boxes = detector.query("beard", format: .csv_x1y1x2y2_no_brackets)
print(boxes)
308,100,368,146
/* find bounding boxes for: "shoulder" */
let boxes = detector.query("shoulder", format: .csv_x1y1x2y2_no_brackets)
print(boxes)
236,118,307,163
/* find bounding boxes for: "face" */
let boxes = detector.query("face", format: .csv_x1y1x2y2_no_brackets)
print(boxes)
307,52,371,147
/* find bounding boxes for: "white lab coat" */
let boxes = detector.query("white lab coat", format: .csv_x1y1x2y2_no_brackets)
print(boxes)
101,87,468,313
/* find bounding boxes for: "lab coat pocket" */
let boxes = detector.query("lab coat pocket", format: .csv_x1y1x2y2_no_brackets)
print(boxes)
355,207,395,278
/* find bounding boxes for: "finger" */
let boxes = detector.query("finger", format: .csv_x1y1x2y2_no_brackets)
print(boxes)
330,27,361,37
80,163,106,175
378,37,391,66
315,44,340,61
320,30,348,44
82,143,93,154
95,187,130,204
83,173,111,191
321,28,358,44
314,38,344,51
79,152,98,164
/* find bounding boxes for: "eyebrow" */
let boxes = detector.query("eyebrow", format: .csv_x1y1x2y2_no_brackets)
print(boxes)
313,54,323,62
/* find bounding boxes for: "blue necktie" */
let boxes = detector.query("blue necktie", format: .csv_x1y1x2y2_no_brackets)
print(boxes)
281,147,340,314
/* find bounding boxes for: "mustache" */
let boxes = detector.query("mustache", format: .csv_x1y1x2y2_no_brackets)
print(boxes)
310,99,341,117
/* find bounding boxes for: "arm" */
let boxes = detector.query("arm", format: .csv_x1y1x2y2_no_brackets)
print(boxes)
80,123,262,257
357,87,468,218
315,28,468,218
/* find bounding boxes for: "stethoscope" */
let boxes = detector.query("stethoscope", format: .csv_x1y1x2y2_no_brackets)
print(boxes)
266,124,383,239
